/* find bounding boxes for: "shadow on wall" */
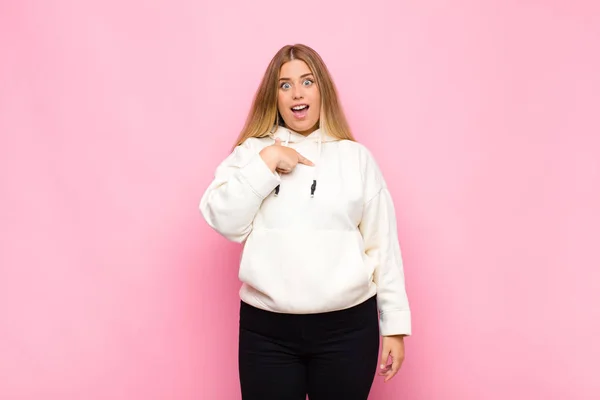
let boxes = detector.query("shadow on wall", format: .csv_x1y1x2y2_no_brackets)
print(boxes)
186,229,247,398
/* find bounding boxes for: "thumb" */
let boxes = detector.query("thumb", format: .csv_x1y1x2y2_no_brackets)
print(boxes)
274,137,282,146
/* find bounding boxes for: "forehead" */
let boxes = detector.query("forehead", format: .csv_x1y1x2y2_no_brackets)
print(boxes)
279,59,313,78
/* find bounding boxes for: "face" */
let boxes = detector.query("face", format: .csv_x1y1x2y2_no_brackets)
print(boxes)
277,59,321,136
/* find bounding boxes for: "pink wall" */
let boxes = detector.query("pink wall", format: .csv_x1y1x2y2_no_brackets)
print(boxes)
1,1,599,399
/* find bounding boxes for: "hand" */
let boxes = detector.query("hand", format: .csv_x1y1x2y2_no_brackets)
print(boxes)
260,138,314,174
378,335,406,383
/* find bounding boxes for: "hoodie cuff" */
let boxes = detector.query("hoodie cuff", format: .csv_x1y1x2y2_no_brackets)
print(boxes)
379,309,412,336
239,153,281,199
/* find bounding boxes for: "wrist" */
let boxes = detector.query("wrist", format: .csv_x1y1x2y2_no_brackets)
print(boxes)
383,334,406,339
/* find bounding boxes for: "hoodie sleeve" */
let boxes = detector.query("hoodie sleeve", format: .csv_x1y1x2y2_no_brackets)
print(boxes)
358,150,412,337
199,139,280,243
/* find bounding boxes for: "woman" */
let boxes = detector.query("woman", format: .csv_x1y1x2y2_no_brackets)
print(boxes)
199,44,411,400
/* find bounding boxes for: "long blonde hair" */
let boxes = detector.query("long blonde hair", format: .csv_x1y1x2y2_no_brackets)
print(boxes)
234,44,355,147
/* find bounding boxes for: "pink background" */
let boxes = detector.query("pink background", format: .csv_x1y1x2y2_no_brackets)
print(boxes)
1,1,599,399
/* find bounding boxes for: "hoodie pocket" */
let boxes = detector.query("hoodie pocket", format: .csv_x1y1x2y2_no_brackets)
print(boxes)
239,228,372,312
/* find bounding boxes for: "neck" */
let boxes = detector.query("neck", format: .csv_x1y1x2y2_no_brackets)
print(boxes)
284,122,319,136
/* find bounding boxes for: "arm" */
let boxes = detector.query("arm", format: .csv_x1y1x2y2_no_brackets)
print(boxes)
199,140,280,243
358,154,411,337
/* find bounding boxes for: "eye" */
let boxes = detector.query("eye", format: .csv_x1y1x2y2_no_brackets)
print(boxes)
303,79,314,86
280,82,291,90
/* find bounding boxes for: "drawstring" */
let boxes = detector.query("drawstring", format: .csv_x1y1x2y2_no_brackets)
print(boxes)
311,134,321,197
274,130,291,197
273,129,321,198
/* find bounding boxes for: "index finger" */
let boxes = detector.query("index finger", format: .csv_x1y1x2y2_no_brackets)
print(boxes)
297,154,314,166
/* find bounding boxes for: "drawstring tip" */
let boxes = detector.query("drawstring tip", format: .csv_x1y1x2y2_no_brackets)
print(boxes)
310,180,317,197
273,181,317,198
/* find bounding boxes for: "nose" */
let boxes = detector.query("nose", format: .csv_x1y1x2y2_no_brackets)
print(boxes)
292,84,304,100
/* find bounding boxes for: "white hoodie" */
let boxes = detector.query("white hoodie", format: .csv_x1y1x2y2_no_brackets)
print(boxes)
199,126,411,336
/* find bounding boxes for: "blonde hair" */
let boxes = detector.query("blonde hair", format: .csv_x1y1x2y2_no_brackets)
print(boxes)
234,44,355,147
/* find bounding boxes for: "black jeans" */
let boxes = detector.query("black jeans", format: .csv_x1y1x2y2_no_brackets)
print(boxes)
238,296,380,400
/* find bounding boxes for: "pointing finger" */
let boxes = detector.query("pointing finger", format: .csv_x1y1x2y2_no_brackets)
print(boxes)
297,154,314,166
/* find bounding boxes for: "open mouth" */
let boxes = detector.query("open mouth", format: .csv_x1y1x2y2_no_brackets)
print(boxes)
291,104,309,119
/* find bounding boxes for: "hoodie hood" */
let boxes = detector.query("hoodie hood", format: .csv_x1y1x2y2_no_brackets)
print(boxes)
269,125,339,144
268,125,338,198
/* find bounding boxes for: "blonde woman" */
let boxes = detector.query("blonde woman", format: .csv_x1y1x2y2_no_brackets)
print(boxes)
200,44,411,399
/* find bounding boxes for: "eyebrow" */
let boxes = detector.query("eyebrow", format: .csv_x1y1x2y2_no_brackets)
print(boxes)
279,73,314,81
